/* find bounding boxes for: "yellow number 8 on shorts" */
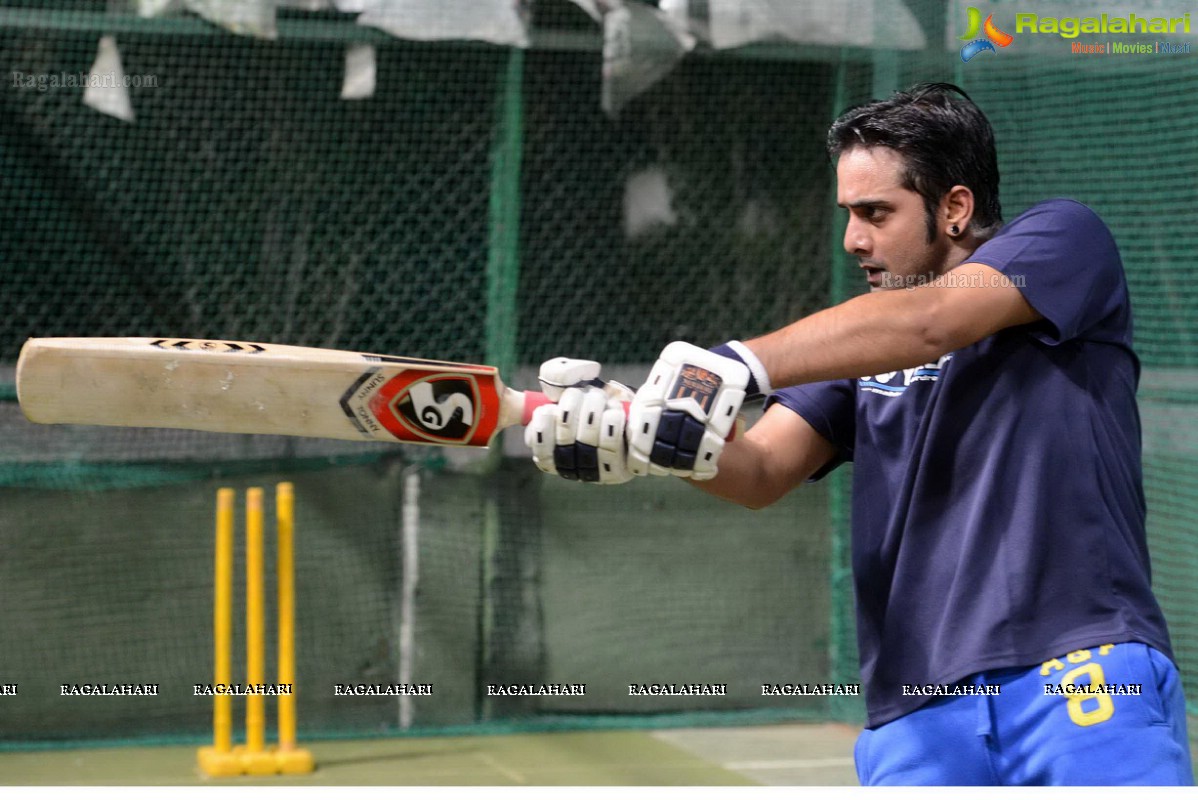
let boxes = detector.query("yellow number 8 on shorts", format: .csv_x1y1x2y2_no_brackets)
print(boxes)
1060,662,1115,727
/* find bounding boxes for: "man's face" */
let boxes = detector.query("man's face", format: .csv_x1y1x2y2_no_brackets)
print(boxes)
836,146,949,292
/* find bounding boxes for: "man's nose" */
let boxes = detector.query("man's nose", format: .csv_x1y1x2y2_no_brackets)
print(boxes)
844,217,870,255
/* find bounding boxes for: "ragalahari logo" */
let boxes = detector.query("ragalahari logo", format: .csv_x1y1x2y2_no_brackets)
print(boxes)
960,7,1014,62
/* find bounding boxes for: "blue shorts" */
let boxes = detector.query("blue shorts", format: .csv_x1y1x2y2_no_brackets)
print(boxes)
854,642,1193,785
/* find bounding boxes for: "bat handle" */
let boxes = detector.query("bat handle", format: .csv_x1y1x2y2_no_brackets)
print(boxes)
520,390,553,426
519,393,739,443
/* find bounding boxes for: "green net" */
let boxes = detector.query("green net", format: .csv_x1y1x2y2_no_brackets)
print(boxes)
0,0,1195,749
953,35,1198,731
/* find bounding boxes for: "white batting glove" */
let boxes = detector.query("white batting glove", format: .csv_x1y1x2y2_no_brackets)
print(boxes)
627,342,750,480
524,357,635,485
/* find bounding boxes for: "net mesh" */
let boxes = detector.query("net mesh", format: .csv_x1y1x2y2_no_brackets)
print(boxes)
0,0,1194,747
957,43,1198,730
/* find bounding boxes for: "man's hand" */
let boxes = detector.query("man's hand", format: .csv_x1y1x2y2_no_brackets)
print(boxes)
524,357,634,484
627,342,750,480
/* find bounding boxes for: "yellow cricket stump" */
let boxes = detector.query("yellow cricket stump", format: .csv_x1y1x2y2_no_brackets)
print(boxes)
197,482,315,778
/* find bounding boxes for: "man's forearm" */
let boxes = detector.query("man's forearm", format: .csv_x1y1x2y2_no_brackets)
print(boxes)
745,286,954,390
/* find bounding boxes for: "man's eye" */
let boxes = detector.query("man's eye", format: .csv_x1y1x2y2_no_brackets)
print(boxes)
863,207,886,221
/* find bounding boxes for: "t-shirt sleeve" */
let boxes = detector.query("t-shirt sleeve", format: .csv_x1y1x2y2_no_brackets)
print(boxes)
763,379,856,480
966,199,1128,345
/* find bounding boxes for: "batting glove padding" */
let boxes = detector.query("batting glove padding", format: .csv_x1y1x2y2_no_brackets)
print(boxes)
524,357,634,485
627,342,750,480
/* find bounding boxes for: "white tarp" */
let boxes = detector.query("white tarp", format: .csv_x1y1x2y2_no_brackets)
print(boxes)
358,0,530,48
662,0,926,51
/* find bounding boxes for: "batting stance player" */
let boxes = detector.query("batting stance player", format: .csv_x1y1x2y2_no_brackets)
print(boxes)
526,84,1193,785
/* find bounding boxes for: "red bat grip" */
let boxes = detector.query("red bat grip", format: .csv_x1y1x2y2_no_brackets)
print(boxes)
520,391,553,426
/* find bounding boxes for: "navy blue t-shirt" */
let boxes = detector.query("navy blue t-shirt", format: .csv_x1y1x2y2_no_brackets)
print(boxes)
768,199,1172,728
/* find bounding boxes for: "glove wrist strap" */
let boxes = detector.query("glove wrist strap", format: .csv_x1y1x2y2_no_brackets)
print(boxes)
711,341,771,398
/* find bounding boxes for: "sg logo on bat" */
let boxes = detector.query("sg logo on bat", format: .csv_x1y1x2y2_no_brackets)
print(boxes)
389,376,477,442
149,339,266,354
339,366,497,446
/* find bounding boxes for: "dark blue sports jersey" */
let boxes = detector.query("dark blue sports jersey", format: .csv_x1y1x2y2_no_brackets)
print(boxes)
768,199,1173,728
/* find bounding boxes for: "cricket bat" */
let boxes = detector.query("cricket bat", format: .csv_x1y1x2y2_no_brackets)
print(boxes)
16,337,552,447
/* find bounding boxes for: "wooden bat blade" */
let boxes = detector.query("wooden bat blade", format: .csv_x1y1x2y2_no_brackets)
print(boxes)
17,338,548,447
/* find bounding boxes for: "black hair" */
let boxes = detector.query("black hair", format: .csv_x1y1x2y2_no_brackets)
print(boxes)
826,82,1003,242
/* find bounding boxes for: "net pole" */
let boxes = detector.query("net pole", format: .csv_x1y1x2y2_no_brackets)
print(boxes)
398,469,421,730
826,55,858,722
485,46,524,414
478,46,525,721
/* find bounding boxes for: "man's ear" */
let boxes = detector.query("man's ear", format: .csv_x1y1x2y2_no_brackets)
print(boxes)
943,185,975,237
